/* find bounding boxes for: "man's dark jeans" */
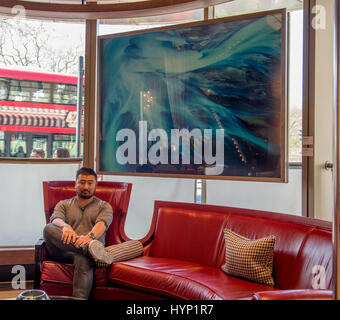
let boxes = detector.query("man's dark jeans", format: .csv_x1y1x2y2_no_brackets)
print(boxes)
43,223,94,299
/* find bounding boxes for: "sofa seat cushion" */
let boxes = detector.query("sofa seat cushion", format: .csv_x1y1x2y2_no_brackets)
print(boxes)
41,261,108,286
108,256,277,300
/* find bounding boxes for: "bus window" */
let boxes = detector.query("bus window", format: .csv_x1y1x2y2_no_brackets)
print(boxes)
52,133,77,157
21,80,34,102
0,78,9,100
9,133,27,157
53,83,77,105
32,81,51,104
64,84,77,105
0,68,83,158
0,131,5,157
6,79,51,103
32,135,48,158
7,79,25,102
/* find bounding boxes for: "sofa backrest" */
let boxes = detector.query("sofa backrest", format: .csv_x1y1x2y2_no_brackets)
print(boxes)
147,204,228,267
289,227,333,290
223,209,332,289
42,181,132,245
146,201,332,289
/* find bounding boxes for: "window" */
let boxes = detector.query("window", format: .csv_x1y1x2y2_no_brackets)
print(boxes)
53,83,78,105
99,9,204,36
288,10,303,163
53,133,83,158
9,132,27,157
0,16,85,159
205,0,304,217
215,0,303,164
0,131,5,156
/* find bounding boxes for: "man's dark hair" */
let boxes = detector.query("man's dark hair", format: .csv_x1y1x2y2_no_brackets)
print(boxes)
55,147,70,158
31,148,45,158
76,167,97,181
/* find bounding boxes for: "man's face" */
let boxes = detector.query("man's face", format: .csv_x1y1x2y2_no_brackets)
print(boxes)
30,151,42,159
76,174,97,199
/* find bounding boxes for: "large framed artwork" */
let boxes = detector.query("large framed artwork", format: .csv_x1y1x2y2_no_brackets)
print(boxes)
97,9,287,181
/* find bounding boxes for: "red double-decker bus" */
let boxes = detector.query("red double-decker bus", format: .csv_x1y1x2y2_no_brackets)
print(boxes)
0,67,83,158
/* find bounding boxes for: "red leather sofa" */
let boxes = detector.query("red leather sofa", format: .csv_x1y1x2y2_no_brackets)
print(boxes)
36,191,333,300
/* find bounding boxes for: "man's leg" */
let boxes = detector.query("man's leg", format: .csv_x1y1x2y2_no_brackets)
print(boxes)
43,223,86,257
72,253,94,299
43,223,94,299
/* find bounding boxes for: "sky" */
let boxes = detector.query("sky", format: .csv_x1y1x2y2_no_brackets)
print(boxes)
288,10,303,110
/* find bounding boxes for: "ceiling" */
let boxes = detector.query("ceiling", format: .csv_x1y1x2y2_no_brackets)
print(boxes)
0,0,234,19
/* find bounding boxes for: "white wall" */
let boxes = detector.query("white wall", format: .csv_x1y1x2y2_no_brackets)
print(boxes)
0,163,195,245
313,0,335,221
0,163,79,246
206,168,302,215
103,175,195,239
0,162,303,246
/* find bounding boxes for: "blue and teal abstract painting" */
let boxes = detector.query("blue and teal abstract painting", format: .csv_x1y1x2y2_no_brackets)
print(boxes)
98,10,286,181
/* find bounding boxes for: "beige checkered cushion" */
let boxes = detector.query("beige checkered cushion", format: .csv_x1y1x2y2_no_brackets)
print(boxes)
221,228,276,286
95,240,143,268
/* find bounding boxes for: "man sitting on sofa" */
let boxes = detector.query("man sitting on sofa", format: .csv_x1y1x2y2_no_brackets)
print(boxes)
43,167,130,299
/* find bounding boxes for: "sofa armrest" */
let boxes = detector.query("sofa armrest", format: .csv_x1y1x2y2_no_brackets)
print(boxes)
34,238,47,289
253,289,333,300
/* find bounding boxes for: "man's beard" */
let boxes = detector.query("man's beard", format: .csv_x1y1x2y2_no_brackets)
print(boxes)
77,189,95,199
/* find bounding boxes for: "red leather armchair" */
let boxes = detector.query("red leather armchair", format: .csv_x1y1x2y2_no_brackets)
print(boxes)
34,180,132,295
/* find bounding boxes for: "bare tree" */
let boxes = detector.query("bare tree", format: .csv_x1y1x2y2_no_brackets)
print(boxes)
288,107,302,162
0,17,84,74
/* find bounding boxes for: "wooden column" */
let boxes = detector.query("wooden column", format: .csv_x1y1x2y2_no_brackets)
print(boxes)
83,19,97,169
302,0,316,218
334,0,340,300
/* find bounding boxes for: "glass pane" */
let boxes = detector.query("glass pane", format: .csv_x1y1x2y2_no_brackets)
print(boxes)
52,133,77,158
210,1,303,217
0,141,4,156
32,135,48,158
0,131,5,157
8,80,26,102
53,83,78,105
99,9,204,36
0,16,85,158
0,162,81,246
288,10,303,163
214,2,303,165
0,78,9,100
9,133,27,157
32,81,52,104
214,0,303,18
7,79,53,104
